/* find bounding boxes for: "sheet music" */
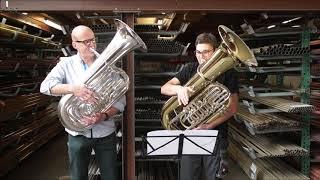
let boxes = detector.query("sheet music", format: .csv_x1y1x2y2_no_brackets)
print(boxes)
183,130,218,155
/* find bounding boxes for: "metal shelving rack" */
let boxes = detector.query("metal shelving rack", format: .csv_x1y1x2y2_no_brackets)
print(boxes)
237,28,312,176
300,28,311,175
133,24,190,180
0,12,64,177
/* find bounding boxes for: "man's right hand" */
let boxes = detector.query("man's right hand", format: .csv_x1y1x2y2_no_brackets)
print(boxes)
71,84,97,103
176,86,194,106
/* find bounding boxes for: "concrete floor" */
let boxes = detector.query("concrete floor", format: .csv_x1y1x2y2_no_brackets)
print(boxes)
3,132,249,180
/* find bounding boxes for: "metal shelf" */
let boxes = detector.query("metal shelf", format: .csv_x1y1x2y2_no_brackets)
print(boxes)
135,101,166,105
135,72,178,76
236,66,301,73
241,30,302,39
240,85,297,97
256,55,303,61
310,159,320,163
135,119,161,122
135,52,182,57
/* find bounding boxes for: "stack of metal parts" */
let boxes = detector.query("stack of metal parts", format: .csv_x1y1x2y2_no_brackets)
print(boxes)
0,14,62,178
135,107,163,137
132,21,189,180
236,106,301,134
89,24,116,33
135,76,169,86
136,161,177,180
228,140,310,180
310,131,320,164
0,93,53,120
0,58,57,73
311,164,320,180
241,92,315,113
135,96,168,103
236,29,314,179
311,39,320,77
311,64,320,76
229,122,308,158
135,59,184,74
135,108,161,120
143,39,185,54
134,25,159,32
88,156,100,180
254,44,310,56
0,23,61,48
309,37,320,180
311,82,320,126
88,148,179,180
0,105,62,176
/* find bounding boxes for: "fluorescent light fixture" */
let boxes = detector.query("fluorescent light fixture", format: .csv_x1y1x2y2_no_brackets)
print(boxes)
44,19,63,31
282,17,301,24
75,12,81,19
22,12,28,15
157,19,163,30
292,25,301,28
267,25,276,29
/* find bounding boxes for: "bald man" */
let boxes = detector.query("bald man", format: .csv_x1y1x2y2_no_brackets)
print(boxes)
41,25,125,180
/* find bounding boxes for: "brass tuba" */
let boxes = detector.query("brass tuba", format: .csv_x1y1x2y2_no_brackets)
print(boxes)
58,19,147,132
161,25,257,130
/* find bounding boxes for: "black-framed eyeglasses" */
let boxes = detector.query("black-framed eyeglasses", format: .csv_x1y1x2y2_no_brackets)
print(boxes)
194,49,214,56
75,38,96,45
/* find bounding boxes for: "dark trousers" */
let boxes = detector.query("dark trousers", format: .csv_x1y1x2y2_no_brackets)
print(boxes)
180,136,222,180
68,133,118,180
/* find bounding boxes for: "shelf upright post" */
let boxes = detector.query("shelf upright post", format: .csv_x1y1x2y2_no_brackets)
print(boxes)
300,27,311,176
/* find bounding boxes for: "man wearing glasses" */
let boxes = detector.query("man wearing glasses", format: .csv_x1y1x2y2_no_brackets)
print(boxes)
40,25,125,180
161,33,239,180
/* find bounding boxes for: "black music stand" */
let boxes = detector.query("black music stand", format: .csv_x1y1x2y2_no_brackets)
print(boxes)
142,130,218,180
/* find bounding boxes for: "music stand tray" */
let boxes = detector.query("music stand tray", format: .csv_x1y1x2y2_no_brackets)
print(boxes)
144,130,218,157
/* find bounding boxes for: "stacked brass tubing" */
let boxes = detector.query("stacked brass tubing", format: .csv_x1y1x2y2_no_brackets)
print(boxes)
236,106,301,131
229,123,308,158
228,140,310,180
241,93,315,113
0,24,60,48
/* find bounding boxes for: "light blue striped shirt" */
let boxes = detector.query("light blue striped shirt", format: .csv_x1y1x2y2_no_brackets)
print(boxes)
40,53,126,138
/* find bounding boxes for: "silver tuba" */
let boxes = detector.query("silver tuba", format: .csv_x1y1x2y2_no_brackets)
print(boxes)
58,19,147,132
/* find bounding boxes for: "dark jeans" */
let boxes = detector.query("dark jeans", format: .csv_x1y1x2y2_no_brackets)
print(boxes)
180,136,222,180
68,132,118,180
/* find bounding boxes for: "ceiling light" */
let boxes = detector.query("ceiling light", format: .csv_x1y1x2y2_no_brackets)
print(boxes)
267,25,276,29
282,17,301,24
157,19,163,30
22,12,28,15
292,25,301,28
44,19,63,31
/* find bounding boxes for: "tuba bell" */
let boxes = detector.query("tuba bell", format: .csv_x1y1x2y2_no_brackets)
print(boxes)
58,19,147,132
161,25,257,130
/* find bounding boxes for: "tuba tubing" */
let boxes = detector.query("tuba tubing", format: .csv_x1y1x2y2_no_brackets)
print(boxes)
58,19,147,132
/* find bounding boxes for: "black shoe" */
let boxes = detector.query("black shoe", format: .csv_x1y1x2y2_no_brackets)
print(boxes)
216,162,229,178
